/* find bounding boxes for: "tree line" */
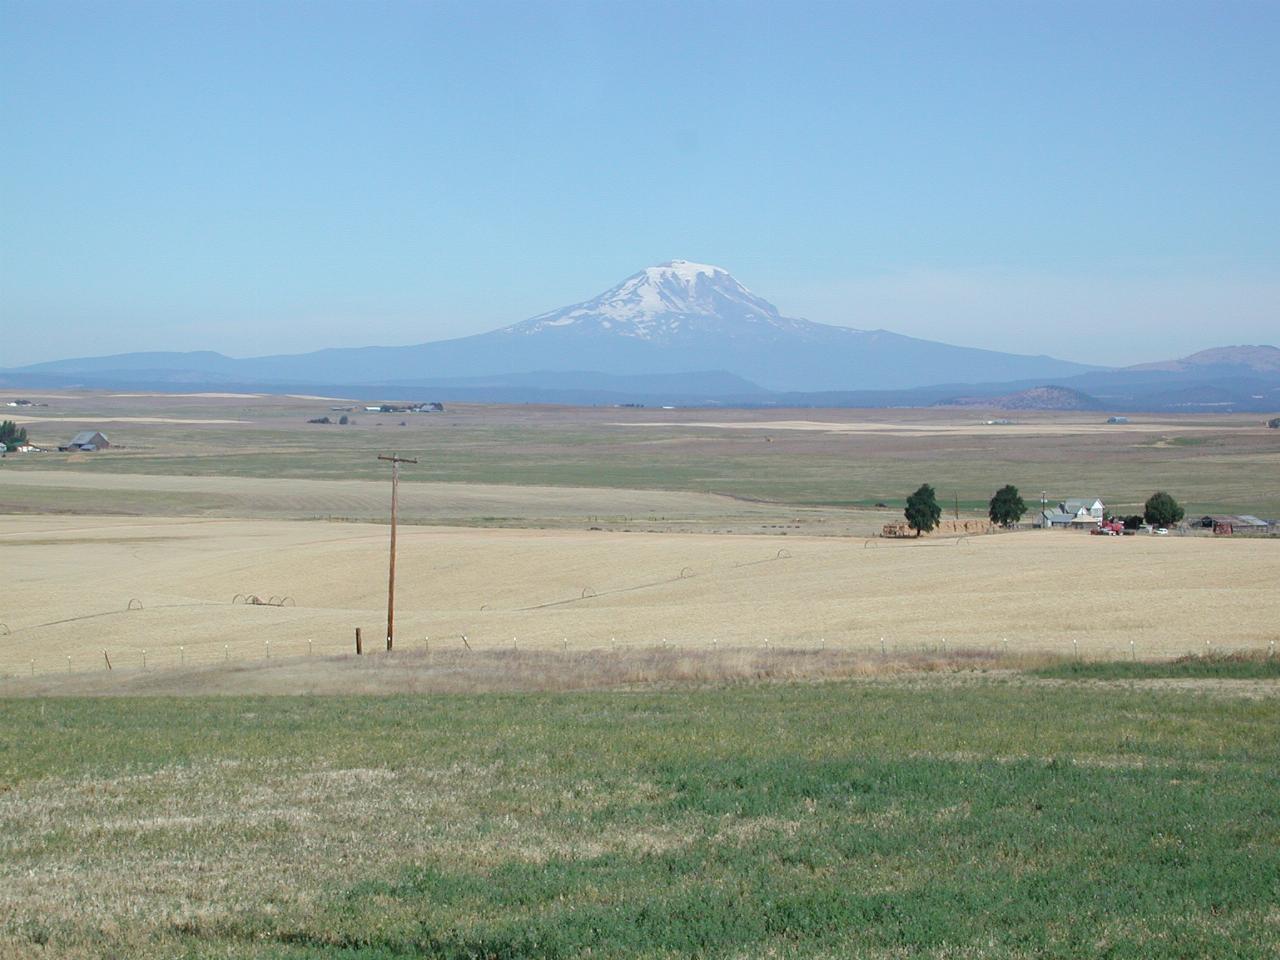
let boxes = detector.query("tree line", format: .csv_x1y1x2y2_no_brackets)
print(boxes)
1,420,29,452
901,483,1185,536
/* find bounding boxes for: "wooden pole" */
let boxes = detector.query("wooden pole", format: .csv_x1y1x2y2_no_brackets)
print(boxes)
378,453,417,652
355,627,363,656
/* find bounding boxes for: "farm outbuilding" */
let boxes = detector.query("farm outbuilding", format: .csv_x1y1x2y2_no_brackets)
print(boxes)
1038,510,1074,529
60,430,109,451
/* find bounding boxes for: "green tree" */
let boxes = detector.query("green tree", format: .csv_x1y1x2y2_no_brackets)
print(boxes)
904,483,942,536
0,420,28,451
1143,491,1185,528
988,484,1026,527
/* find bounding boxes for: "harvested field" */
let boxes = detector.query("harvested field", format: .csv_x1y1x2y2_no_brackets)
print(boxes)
0,469,891,534
3,514,1277,681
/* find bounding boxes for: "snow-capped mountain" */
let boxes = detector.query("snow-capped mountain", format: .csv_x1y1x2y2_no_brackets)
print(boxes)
507,260,818,342
12,260,1098,393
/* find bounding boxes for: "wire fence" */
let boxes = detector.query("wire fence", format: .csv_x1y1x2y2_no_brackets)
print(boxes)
5,632,1276,681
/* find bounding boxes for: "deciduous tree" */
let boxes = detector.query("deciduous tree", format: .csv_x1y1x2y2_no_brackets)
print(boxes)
1143,491,1185,528
905,483,942,536
988,484,1026,527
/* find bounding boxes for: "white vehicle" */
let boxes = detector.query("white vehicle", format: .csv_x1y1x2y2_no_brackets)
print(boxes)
1155,528,1169,535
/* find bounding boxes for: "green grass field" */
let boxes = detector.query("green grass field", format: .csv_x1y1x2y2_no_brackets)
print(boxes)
4,676,1277,958
1033,651,1280,680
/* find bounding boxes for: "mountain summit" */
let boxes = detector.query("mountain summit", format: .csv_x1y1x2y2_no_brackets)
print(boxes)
507,260,815,342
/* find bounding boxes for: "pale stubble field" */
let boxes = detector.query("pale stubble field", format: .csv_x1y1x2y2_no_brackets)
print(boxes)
3,512,1277,682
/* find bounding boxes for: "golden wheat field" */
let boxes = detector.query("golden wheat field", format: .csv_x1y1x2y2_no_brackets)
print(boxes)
3,512,1277,680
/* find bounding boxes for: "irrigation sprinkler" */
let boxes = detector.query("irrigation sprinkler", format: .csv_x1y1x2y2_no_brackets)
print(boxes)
820,638,826,651
29,659,34,676
880,637,886,657
224,643,229,661
1002,638,1008,657
66,655,71,673
1073,638,1079,660
763,637,769,650
1270,640,1275,659
563,637,568,654
1130,639,1136,661
265,639,271,659
180,645,185,666
142,649,147,670
308,639,313,656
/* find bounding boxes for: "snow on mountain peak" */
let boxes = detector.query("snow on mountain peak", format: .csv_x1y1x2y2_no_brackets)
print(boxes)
508,259,799,341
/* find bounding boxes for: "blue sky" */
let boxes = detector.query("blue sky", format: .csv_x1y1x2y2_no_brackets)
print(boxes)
2,0,1277,367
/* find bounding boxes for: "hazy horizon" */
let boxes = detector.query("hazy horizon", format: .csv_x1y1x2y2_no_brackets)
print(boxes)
3,1,1277,368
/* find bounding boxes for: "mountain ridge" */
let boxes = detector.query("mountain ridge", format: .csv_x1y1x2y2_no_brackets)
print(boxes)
11,260,1096,393
7,261,1278,410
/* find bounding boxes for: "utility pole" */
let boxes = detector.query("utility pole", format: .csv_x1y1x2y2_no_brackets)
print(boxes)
378,453,417,651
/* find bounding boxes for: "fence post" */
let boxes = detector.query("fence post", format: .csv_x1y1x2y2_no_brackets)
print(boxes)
355,628,363,656
103,650,112,670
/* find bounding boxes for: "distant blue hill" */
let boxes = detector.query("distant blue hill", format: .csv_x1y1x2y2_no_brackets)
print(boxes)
6,263,1277,411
